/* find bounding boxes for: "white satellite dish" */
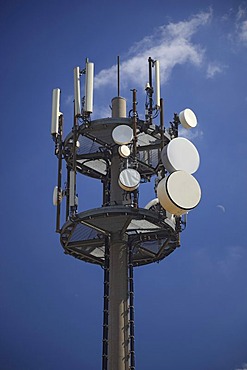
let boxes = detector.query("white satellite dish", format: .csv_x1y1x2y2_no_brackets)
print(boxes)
161,137,200,174
112,125,133,145
118,168,141,191
118,145,130,158
179,108,197,129
157,171,201,216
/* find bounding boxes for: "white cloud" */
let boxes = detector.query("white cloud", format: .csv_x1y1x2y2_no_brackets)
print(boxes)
221,5,247,47
179,127,204,141
206,62,226,79
238,20,247,43
232,4,247,45
191,245,246,280
236,4,246,21
91,104,112,120
218,246,245,277
235,363,247,370
65,95,73,105
221,8,234,22
94,10,212,90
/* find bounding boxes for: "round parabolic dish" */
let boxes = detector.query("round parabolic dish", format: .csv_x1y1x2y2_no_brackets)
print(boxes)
112,125,133,145
157,171,201,216
161,137,200,174
118,145,130,158
179,108,197,129
118,168,141,191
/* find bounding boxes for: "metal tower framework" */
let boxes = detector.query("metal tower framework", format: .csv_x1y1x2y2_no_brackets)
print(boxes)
51,57,200,370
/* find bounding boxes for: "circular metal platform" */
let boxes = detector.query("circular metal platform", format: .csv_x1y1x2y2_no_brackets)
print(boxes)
63,117,170,180
60,206,180,267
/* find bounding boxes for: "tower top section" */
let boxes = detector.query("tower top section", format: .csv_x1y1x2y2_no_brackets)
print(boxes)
50,56,201,267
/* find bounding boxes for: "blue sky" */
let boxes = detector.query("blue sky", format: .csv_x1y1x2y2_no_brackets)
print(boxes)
1,1,247,369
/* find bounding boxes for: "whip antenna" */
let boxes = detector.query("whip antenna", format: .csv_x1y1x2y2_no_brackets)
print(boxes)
117,55,120,97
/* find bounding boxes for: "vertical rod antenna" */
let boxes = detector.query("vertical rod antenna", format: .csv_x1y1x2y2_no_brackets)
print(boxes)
160,98,165,148
70,102,78,217
117,56,120,97
55,114,63,232
132,89,137,159
132,88,138,208
148,57,153,124
154,60,160,109
66,165,70,220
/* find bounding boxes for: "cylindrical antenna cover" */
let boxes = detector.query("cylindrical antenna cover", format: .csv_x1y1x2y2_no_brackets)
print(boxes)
179,108,197,129
51,88,61,135
157,171,201,216
84,62,94,113
161,137,200,174
111,96,127,118
74,67,81,116
154,60,160,109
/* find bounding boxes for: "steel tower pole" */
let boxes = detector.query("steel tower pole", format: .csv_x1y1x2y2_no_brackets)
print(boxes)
108,234,129,370
108,98,129,370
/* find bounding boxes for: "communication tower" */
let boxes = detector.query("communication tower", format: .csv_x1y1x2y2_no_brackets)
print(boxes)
50,56,201,370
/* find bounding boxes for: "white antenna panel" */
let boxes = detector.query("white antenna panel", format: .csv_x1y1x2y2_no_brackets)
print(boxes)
84,62,94,113
69,170,75,207
51,88,61,135
74,67,81,116
154,60,160,109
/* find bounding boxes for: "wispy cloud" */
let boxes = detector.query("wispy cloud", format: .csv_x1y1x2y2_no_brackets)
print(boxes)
238,20,247,43
92,104,112,120
206,62,226,78
94,10,212,90
236,4,247,21
235,363,247,370
65,95,73,105
179,127,204,141
193,245,246,280
221,5,247,48
234,4,247,45
221,8,234,22
217,246,245,277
